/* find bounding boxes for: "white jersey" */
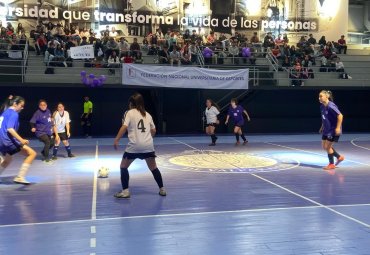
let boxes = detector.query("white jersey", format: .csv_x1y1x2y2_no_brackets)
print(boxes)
123,109,155,153
54,111,71,133
205,106,220,124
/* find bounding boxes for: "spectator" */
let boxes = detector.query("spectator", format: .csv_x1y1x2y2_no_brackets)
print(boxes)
105,37,119,58
109,27,118,38
183,29,191,43
263,32,275,49
36,34,48,55
250,32,260,43
337,35,347,54
142,37,149,50
181,51,192,65
335,57,345,72
307,34,317,45
16,23,25,36
283,33,289,44
147,44,159,55
170,46,181,66
80,36,88,46
80,27,90,39
297,36,307,49
129,37,141,59
318,36,326,47
290,63,304,86
274,34,284,46
190,29,199,43
207,31,216,45
107,51,120,74
118,37,130,57
189,42,198,64
229,42,240,64
94,38,104,59
158,45,170,64
203,46,213,65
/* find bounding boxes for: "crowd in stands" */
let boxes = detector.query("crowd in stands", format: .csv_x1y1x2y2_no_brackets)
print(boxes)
263,32,350,86
0,21,29,58
0,20,351,82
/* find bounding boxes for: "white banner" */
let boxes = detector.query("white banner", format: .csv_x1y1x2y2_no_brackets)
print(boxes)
122,64,249,89
70,45,94,59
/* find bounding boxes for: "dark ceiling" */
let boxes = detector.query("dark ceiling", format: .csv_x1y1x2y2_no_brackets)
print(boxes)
349,0,370,4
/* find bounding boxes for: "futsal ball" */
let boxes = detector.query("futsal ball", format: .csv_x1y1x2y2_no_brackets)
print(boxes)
98,167,109,178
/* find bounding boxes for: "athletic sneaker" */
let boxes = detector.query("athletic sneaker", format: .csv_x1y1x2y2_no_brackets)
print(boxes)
159,187,167,196
114,189,130,198
243,140,248,145
335,155,344,166
323,164,335,170
68,153,76,158
235,141,241,146
209,143,216,146
51,155,58,160
13,176,30,185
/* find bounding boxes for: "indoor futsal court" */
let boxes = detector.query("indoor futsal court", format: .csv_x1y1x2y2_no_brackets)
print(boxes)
0,133,370,255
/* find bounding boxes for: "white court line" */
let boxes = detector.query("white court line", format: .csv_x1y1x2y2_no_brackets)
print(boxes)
266,142,370,168
170,137,199,150
90,238,96,248
350,137,370,151
172,138,370,228
91,141,99,220
1,203,370,229
91,226,96,234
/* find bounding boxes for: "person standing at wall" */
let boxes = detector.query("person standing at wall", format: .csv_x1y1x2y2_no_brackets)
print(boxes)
81,96,93,138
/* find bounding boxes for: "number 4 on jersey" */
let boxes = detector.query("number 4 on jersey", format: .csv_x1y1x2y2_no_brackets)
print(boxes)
137,119,146,133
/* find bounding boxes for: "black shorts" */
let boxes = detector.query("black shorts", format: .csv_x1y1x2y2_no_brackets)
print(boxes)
58,132,69,141
322,135,340,142
81,113,92,122
123,152,156,160
206,123,217,127
1,143,22,156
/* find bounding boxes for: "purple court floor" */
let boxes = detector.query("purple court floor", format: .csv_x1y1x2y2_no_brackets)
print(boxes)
1,134,370,255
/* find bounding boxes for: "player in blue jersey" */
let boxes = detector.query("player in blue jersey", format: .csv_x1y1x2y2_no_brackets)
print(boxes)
225,98,251,145
319,90,344,170
30,99,55,162
0,96,37,184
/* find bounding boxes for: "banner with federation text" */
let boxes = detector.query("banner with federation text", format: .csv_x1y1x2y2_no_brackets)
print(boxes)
122,64,249,89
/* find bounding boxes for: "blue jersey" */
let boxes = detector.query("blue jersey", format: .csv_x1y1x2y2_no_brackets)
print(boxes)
228,105,245,124
30,109,53,137
320,101,341,136
0,108,20,149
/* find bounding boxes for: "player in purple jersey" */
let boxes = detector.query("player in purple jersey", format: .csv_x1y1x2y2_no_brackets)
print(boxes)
225,98,251,145
319,90,344,170
0,96,37,184
30,99,55,162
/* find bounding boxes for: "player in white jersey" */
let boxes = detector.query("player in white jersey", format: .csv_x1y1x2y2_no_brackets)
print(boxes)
204,99,220,146
113,92,166,198
52,103,75,160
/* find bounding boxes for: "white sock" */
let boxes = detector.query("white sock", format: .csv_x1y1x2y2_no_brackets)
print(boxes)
0,155,4,165
17,163,31,178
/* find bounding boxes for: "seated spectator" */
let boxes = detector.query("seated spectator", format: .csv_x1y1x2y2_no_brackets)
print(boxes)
121,54,134,63
181,52,192,65
9,34,20,50
142,37,149,50
189,42,198,64
202,47,213,65
70,25,81,44
94,38,104,59
290,63,304,86
241,43,252,64
18,33,28,50
250,32,260,44
337,35,347,54
263,32,275,49
158,45,170,64
228,42,240,64
271,45,281,59
118,37,130,58
190,30,199,43
274,34,284,46
170,46,181,66
168,41,177,52
0,27,8,40
52,44,66,66
207,31,216,45
335,57,345,72
109,27,118,38
16,23,25,36
36,34,48,55
297,36,307,49
307,34,317,45
318,36,326,47
129,38,141,59
105,37,119,59
183,29,191,43
283,33,289,44
6,22,14,36
80,27,90,39
80,37,88,46
214,42,226,64
107,51,120,74
147,44,159,55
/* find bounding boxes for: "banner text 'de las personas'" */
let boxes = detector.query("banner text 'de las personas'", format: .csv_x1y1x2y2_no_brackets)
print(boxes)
122,64,249,89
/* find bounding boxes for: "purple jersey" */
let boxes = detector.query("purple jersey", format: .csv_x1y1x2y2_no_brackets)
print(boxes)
30,109,53,137
228,105,245,125
0,108,20,149
320,101,341,136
